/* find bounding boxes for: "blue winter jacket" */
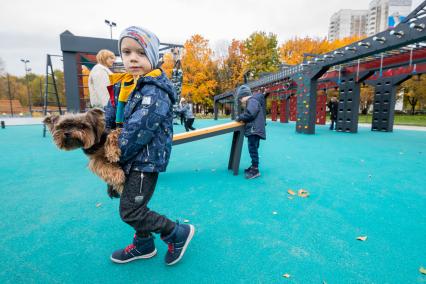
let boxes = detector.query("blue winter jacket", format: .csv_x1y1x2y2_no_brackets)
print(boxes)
237,93,266,139
104,71,177,174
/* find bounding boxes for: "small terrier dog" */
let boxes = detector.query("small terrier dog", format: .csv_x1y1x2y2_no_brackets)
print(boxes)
43,108,124,197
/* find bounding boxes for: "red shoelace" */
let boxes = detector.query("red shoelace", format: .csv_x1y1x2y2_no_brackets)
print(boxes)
124,244,136,253
167,243,174,253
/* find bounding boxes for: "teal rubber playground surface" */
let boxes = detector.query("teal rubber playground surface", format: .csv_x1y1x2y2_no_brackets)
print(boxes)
0,119,425,283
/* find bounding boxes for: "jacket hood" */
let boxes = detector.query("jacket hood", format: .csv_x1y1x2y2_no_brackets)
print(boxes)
251,92,265,107
138,70,177,105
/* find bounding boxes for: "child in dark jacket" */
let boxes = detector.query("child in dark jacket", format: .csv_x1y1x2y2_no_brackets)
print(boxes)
104,26,194,265
327,96,338,130
235,85,266,179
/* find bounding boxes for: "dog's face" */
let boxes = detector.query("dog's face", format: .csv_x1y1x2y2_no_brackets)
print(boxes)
43,108,105,150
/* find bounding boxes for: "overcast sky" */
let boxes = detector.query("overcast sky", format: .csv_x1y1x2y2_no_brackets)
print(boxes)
0,0,423,76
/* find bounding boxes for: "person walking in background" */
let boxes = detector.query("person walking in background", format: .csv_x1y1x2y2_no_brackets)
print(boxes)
182,98,196,131
178,98,186,125
327,96,338,130
88,49,116,108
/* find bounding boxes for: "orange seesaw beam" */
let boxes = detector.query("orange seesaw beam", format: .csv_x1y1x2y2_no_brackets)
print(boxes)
172,121,244,144
171,121,245,175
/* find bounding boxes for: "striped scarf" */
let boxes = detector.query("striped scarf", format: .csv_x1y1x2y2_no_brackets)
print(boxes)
109,69,161,125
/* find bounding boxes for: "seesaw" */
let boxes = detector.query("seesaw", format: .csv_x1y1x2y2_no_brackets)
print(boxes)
172,121,245,175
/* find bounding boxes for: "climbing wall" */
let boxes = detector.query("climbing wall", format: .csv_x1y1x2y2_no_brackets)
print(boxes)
289,96,297,121
367,74,410,132
335,74,361,133
271,96,278,121
280,98,289,123
316,94,327,125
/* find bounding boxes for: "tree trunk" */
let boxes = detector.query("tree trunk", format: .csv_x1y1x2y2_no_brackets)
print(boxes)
407,97,417,115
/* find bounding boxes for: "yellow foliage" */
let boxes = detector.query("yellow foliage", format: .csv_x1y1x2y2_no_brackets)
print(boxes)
401,74,426,113
244,31,280,79
181,34,218,107
216,39,247,93
279,35,366,65
161,53,174,78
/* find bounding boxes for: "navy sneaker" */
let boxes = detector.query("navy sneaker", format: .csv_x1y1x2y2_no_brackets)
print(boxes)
162,222,195,265
245,167,260,179
244,166,253,174
110,234,157,264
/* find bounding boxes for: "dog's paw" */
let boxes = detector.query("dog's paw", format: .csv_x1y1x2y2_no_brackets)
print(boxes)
105,129,122,163
114,184,124,195
107,184,121,199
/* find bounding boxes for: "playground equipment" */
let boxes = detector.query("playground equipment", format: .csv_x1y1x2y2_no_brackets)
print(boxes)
214,1,426,134
172,121,245,175
42,54,63,137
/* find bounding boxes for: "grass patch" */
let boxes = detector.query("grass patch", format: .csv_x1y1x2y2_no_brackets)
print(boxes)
357,114,426,126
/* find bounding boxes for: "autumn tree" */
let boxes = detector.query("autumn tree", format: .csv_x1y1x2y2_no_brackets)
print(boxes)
215,39,247,94
0,58,5,103
1,75,27,107
401,74,426,114
360,84,375,114
0,57,4,76
279,36,365,65
181,34,218,111
244,31,280,79
161,52,175,78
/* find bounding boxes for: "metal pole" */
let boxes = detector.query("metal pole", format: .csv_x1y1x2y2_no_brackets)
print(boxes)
7,74,13,117
25,69,33,116
22,60,33,116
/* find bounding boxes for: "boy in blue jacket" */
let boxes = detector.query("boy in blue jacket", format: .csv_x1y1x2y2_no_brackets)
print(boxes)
235,85,266,179
105,26,195,265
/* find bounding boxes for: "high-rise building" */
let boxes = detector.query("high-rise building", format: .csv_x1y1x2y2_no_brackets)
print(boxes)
328,10,369,41
367,0,412,36
328,0,412,41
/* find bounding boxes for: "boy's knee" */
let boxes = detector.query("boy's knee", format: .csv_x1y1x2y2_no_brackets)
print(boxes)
119,199,148,223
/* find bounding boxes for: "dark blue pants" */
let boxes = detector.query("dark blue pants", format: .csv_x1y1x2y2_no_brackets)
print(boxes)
247,135,260,167
330,119,336,130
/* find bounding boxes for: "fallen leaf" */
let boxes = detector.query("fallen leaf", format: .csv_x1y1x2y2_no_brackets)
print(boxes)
272,211,278,215
96,203,102,208
183,219,190,223
420,266,426,275
298,189,309,198
287,189,296,195
288,196,293,200
357,236,368,241
282,273,290,278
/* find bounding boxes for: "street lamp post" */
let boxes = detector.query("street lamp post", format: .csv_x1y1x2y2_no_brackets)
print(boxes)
20,59,32,116
104,20,117,39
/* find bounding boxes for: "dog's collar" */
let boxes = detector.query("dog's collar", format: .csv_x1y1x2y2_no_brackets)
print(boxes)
82,131,108,155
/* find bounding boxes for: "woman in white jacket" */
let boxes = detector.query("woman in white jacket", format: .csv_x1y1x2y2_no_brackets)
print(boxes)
88,49,116,108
